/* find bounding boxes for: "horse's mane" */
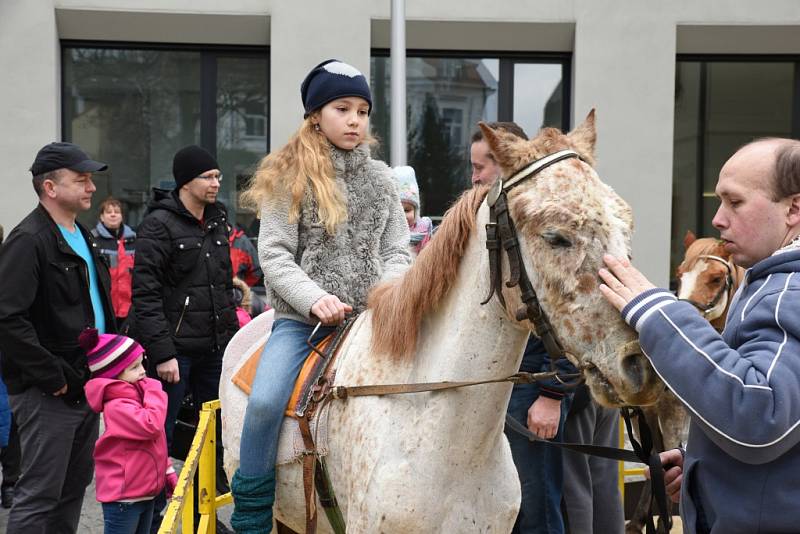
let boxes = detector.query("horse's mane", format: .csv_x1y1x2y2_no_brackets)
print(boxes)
369,185,489,361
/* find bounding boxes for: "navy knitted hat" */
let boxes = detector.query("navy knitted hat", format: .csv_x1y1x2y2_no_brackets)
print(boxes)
172,145,219,190
300,59,372,118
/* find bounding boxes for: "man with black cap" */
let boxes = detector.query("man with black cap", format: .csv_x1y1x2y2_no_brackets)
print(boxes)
131,144,238,530
0,142,115,533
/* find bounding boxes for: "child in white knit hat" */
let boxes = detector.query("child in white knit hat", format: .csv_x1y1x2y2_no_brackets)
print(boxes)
393,165,433,256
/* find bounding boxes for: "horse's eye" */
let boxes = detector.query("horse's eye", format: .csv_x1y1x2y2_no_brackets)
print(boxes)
541,231,573,248
710,276,722,284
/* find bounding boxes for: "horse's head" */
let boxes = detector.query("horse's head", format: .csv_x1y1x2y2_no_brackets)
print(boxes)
479,111,661,407
676,231,743,328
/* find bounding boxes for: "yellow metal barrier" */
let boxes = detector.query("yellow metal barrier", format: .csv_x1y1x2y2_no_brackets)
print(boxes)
159,399,233,534
618,417,646,500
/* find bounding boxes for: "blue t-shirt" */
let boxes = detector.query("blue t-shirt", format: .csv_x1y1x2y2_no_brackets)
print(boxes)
58,224,106,334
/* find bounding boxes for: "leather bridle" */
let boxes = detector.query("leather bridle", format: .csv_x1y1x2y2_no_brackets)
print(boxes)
482,149,583,384
679,254,735,316
481,150,672,533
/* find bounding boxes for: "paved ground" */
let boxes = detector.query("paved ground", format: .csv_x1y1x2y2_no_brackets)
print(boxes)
0,462,235,532
0,422,671,533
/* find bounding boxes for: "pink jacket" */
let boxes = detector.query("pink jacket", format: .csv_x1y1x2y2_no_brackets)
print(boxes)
84,377,173,503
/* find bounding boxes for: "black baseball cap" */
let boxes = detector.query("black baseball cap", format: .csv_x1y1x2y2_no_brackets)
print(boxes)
29,142,108,176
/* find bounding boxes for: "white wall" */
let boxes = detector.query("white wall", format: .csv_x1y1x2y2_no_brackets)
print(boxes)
0,0,60,233
2,0,800,284
269,0,372,148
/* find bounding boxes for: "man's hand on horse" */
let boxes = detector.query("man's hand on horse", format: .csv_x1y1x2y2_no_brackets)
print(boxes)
598,254,656,311
311,294,353,325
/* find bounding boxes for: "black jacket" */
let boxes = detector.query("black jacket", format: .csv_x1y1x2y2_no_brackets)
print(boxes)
0,204,115,403
131,189,237,365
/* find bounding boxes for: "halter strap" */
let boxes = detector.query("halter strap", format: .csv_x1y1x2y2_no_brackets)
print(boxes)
483,150,583,375
679,254,735,316
504,149,581,191
698,254,732,269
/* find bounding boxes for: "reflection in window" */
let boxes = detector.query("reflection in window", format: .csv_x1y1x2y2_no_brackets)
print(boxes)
671,60,797,278
371,55,568,218
63,48,201,227
442,107,465,147
513,63,563,136
63,46,268,233
216,56,270,233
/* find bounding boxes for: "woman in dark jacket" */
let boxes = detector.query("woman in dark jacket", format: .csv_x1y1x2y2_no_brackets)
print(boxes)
91,197,136,325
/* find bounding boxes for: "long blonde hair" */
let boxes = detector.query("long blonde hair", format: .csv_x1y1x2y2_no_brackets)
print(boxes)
240,116,347,234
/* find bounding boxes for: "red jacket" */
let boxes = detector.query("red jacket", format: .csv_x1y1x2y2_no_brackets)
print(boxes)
84,377,173,502
91,222,135,318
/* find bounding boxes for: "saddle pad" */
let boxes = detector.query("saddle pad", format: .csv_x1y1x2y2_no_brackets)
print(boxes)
230,334,335,416
230,332,337,465
230,341,266,396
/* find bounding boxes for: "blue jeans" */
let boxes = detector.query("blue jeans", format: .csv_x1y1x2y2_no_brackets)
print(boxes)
505,383,570,534
239,319,334,476
103,500,155,534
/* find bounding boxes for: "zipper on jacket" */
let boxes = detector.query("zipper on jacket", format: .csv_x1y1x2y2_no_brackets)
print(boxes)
175,296,190,335
79,262,96,327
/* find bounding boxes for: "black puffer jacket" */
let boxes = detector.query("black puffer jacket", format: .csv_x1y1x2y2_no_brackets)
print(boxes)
131,189,238,365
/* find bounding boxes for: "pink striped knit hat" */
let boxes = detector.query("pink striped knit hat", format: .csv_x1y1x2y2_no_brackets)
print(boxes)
78,328,145,379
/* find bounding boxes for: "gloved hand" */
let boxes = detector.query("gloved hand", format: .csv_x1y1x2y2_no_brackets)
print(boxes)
166,469,178,499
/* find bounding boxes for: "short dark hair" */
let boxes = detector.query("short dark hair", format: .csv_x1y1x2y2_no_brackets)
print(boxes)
773,141,800,201
470,121,529,144
99,197,123,214
31,169,64,197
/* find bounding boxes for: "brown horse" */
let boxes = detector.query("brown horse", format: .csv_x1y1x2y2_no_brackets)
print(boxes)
676,231,746,331
626,230,745,533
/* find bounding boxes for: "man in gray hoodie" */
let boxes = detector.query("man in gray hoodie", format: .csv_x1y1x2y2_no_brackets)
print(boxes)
600,138,800,533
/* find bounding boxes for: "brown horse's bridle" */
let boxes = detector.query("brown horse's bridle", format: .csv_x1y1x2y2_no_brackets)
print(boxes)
679,254,735,316
482,149,583,384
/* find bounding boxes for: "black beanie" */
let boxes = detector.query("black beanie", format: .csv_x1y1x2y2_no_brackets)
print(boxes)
300,59,372,118
172,145,219,189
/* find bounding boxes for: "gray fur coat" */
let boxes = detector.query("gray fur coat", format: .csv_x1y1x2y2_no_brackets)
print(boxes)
258,143,411,324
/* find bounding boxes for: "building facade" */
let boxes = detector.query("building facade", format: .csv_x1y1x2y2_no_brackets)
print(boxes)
2,0,800,285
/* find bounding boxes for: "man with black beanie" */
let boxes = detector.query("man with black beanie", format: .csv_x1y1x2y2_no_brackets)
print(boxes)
131,145,238,531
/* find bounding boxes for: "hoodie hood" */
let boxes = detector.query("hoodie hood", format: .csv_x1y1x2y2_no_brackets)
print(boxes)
84,377,141,413
93,221,135,240
748,248,800,282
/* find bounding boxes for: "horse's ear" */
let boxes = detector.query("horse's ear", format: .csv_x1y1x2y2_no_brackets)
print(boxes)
684,230,697,249
566,109,596,166
478,122,522,171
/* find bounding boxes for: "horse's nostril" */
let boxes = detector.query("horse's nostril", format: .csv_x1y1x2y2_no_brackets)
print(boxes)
620,351,646,391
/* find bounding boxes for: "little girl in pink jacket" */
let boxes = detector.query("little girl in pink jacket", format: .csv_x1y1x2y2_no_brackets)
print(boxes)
81,328,177,534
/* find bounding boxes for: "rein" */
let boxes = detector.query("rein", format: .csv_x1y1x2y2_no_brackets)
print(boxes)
679,254,735,315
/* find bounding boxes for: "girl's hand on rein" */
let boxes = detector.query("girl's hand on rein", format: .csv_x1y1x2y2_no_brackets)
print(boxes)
311,294,353,325
598,254,656,312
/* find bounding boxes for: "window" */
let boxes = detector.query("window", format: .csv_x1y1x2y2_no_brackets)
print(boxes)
371,53,570,218
441,107,464,147
62,43,269,233
671,58,800,278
